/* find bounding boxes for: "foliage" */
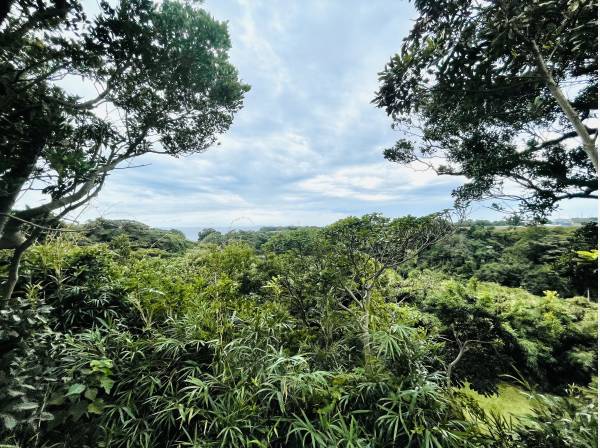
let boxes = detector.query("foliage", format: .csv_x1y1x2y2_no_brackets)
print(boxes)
0,214,597,446
516,380,598,448
81,219,192,253
459,383,533,419
374,0,598,220
197,226,320,251
415,222,598,299
198,222,598,299
400,272,597,392
0,294,61,442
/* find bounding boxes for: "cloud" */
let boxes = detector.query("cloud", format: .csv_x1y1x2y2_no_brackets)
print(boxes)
296,163,457,202
215,131,325,177
15,1,595,232
228,0,292,96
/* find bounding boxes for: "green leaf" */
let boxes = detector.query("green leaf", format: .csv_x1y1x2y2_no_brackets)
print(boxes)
69,401,88,422
65,383,86,396
12,401,38,411
84,387,98,401
47,393,65,406
90,359,113,372
6,389,24,398
87,400,104,415
1,413,17,430
39,412,55,421
99,377,115,394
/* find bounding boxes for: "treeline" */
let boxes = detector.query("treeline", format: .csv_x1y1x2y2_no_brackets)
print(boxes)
136,220,598,300
80,219,193,253
92,219,595,300
197,226,318,249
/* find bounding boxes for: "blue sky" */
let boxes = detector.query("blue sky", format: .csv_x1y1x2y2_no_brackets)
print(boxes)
38,1,598,237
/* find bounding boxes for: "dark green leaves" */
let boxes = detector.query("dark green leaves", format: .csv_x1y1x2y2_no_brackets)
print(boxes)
374,0,598,220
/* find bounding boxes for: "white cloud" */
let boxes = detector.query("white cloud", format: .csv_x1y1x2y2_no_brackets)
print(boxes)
232,0,291,95
215,131,325,176
296,162,453,202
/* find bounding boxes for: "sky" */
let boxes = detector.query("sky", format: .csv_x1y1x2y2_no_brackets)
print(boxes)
22,0,598,238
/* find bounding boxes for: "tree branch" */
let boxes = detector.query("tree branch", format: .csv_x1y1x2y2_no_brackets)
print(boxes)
15,154,125,222
530,40,598,171
2,228,40,301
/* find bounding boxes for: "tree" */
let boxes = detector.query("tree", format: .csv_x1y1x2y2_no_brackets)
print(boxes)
0,0,249,299
321,213,454,362
262,214,454,365
374,0,597,221
198,228,220,242
83,218,191,252
559,222,599,299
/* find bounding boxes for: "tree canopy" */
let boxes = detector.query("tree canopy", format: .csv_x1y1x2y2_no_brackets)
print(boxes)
374,0,597,221
0,0,249,249
81,218,192,252
1,216,596,446
0,0,248,299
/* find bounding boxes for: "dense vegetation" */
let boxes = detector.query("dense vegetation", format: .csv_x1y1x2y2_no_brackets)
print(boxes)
196,222,598,300
0,0,597,447
81,219,192,253
75,219,600,301
197,226,319,250
414,222,598,299
1,215,597,447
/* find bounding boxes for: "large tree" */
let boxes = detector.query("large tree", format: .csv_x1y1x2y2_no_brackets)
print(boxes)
0,0,249,298
374,0,597,221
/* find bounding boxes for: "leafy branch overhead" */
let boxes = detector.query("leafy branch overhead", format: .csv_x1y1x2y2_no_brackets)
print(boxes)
374,0,597,221
0,0,249,249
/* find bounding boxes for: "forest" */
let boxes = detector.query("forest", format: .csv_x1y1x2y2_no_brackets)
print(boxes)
0,0,598,447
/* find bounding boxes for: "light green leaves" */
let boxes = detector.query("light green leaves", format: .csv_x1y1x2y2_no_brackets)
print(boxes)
99,377,115,394
0,413,18,430
65,384,87,397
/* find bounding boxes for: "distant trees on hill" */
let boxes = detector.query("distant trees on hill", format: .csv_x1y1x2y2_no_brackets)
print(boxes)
414,222,598,299
81,219,191,253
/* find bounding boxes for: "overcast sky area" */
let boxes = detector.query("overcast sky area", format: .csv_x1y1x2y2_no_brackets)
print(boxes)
22,0,597,238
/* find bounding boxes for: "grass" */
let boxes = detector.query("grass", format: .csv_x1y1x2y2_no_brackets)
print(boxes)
460,382,534,419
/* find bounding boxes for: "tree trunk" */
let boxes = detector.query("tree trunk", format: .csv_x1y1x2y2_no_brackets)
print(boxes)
446,342,468,388
0,141,45,240
446,335,477,388
362,291,371,364
531,40,598,172
3,231,38,301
